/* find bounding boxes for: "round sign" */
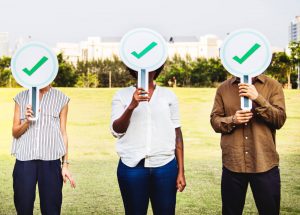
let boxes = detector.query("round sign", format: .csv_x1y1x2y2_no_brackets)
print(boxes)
119,28,168,72
220,29,272,77
11,42,59,89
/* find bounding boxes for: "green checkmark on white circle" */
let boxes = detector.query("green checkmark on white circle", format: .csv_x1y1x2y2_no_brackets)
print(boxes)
220,29,272,78
11,42,58,89
119,28,168,72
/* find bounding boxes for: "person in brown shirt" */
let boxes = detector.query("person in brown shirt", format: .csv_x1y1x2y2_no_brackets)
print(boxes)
210,74,286,215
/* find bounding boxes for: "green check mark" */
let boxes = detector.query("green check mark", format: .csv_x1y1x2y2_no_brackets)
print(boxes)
22,56,48,76
131,42,158,59
233,43,261,64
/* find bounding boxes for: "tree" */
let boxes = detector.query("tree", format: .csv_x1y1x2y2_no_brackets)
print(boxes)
289,41,300,88
0,56,16,87
75,71,99,88
267,52,293,88
207,58,228,84
53,53,78,87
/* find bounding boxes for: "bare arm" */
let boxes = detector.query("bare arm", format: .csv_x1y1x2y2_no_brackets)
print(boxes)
112,88,149,134
60,104,69,164
175,127,186,192
60,104,76,188
12,104,32,138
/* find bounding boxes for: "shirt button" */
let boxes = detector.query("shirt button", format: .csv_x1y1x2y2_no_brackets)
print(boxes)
245,136,248,139
245,151,248,154
245,123,247,126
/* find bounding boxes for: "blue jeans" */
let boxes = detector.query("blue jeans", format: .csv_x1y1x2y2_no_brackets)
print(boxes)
117,158,178,215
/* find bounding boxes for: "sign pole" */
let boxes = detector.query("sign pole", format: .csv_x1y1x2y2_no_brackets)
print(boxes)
29,86,39,120
138,69,149,95
241,75,252,110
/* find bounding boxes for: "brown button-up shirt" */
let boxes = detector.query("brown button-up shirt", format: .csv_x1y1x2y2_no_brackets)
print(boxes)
210,74,286,173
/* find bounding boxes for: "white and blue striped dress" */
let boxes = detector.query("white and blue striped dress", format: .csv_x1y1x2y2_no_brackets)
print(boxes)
12,88,69,161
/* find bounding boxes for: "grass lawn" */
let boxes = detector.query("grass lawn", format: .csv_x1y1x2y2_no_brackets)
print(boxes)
0,87,299,215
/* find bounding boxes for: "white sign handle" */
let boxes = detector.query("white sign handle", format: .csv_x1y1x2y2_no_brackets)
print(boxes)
240,75,252,110
29,87,39,121
138,69,149,93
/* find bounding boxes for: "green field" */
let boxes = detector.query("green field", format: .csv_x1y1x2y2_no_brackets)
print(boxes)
0,88,299,215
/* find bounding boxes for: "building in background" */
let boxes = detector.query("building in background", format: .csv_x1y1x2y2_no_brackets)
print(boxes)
55,37,119,64
289,16,300,42
0,32,9,57
56,35,221,64
168,35,221,59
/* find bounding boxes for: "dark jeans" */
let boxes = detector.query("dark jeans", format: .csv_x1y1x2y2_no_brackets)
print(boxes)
117,158,178,215
221,166,280,215
13,159,63,215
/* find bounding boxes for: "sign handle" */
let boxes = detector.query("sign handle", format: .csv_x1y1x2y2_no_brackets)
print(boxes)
29,87,39,121
138,69,149,94
241,75,252,110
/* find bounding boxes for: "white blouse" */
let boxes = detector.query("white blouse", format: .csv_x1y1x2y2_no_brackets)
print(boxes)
110,86,181,168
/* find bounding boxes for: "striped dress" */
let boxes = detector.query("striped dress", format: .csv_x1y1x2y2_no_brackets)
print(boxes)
12,88,69,161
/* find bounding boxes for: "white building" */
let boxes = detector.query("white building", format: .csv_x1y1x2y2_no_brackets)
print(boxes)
0,32,9,57
289,16,300,42
56,35,221,64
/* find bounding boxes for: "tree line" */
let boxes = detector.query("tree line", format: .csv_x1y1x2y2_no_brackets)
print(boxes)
1,42,299,88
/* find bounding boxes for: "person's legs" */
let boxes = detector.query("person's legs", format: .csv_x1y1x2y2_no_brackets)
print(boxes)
221,167,249,215
13,160,38,215
117,159,150,215
250,166,281,215
149,158,178,215
37,160,63,215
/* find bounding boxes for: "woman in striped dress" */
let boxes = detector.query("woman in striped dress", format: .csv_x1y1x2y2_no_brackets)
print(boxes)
12,85,76,215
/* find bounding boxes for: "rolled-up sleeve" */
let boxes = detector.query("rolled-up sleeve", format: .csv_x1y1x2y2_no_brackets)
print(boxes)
110,92,126,138
254,84,286,129
169,92,181,128
210,88,236,134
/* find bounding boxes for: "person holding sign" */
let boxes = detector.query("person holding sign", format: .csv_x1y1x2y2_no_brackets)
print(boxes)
12,85,76,215
114,28,185,215
111,66,186,215
11,42,75,215
211,29,286,215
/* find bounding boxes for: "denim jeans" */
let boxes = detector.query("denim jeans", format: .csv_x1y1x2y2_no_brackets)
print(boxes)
117,158,178,215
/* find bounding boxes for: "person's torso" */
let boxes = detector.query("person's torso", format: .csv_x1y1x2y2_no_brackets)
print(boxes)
12,88,69,161
218,75,280,173
115,86,178,167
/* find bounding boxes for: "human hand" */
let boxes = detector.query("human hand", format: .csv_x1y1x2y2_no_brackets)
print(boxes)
62,166,76,188
176,172,186,192
238,83,258,100
128,88,150,110
233,110,253,124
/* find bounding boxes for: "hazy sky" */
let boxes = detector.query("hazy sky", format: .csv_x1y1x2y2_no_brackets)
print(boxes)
1,0,299,48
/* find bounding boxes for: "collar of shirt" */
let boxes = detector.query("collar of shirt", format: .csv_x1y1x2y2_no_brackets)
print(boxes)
230,74,266,85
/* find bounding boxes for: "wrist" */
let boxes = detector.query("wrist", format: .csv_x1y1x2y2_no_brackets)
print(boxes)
232,115,236,124
24,118,30,125
252,94,259,100
178,168,185,174
62,160,69,167
128,103,137,110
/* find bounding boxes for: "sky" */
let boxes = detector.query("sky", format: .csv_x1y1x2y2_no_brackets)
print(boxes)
1,0,299,49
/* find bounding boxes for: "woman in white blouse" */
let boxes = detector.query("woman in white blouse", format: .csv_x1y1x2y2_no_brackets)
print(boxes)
111,66,186,215
12,85,75,215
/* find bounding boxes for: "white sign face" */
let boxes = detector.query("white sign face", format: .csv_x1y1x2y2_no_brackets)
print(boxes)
119,28,168,72
220,29,272,78
11,42,58,89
